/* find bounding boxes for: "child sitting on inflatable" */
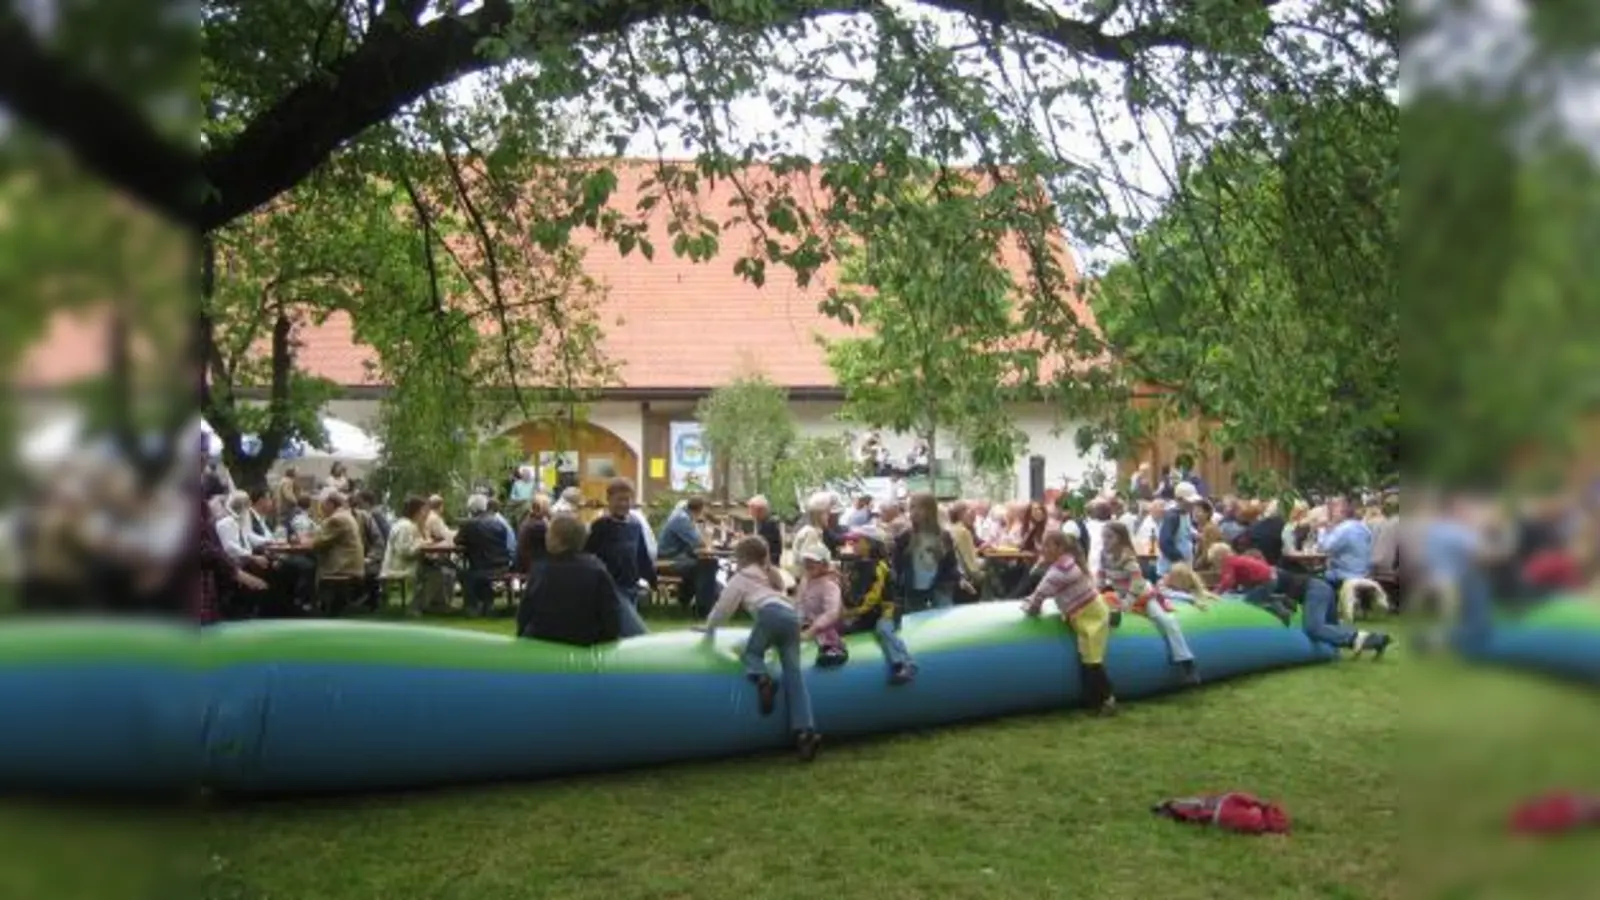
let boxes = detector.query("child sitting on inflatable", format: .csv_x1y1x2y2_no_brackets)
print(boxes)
1021,531,1118,716
840,528,918,685
1100,522,1201,684
1207,543,1392,658
795,545,847,667
697,536,823,761
1155,563,1218,610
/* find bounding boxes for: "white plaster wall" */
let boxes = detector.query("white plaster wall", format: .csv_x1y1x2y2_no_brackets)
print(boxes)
582,401,646,485
786,399,1109,499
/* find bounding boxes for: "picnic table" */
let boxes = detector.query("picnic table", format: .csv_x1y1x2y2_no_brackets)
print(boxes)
1281,551,1327,572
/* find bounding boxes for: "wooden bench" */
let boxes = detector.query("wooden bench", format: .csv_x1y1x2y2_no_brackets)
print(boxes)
378,574,411,610
316,574,364,616
651,574,683,606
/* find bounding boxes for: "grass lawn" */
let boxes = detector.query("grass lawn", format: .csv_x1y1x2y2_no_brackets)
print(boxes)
4,612,1598,900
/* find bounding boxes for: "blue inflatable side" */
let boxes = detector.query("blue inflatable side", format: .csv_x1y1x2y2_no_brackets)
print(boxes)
0,602,1336,795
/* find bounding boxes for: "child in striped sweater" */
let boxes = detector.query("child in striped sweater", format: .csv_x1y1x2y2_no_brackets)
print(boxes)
1021,531,1118,716
1100,522,1201,684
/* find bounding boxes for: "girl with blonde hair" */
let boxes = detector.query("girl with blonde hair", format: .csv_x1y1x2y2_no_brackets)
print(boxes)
1100,522,1201,683
699,535,821,761
1021,531,1118,715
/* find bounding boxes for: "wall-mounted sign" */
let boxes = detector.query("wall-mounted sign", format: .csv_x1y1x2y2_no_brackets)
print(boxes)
668,421,712,492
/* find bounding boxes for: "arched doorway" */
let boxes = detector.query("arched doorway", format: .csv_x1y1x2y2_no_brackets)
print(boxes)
502,420,640,505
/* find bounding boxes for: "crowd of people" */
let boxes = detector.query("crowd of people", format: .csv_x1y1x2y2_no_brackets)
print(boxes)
87,443,1595,764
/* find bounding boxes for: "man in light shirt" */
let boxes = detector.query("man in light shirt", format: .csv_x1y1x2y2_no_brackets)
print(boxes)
1083,497,1113,580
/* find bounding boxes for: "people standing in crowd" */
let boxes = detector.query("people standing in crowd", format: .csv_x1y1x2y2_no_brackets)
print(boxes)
893,491,962,612
1021,531,1118,716
1157,483,1200,577
517,494,552,574
1369,494,1400,584
487,496,517,561
790,493,833,579
878,499,911,541
842,494,874,530
325,461,351,495
794,545,846,666
1172,455,1207,499
518,515,624,647
1192,499,1225,576
272,467,299,527
454,493,512,617
1021,501,1051,555
840,529,918,684
658,495,719,615
1129,462,1156,501
698,536,822,762
748,495,783,566
1250,499,1288,564
947,501,986,596
1083,498,1112,581
551,486,584,518
1100,522,1200,684
582,478,653,637
1319,496,1374,595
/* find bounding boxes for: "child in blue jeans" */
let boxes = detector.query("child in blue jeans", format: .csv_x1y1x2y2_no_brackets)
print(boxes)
697,536,822,761
841,530,918,685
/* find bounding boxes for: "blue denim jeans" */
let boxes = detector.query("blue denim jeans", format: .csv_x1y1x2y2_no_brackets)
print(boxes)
1302,578,1357,648
742,602,815,734
872,616,914,670
615,586,649,639
1145,604,1194,663
461,569,500,616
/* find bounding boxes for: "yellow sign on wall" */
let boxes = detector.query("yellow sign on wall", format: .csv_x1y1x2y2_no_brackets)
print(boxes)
648,457,666,479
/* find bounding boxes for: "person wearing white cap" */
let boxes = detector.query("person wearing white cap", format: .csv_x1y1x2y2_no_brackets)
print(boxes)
794,545,847,666
1156,481,1200,578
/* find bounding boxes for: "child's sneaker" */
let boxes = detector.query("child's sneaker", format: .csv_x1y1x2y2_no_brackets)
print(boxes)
795,730,822,762
1365,632,1392,660
1096,696,1119,717
753,674,777,716
1178,660,1201,685
889,662,917,685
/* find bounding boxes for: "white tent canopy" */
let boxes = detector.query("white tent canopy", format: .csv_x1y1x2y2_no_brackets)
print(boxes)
299,416,381,461
20,411,381,466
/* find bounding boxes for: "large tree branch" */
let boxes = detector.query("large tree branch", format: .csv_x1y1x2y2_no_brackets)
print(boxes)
5,0,1276,232
0,11,196,224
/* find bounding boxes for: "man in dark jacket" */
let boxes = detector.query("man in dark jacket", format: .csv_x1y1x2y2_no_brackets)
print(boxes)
747,495,783,566
454,493,511,616
518,516,624,646
582,478,653,636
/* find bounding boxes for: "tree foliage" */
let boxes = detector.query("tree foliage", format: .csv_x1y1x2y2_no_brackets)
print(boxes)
4,0,1403,491
822,166,1033,476
696,373,797,500
1089,86,1398,491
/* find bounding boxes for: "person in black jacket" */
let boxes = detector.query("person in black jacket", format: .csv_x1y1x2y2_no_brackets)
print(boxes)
747,495,783,566
518,516,623,646
1248,501,1288,565
454,493,512,616
581,478,653,637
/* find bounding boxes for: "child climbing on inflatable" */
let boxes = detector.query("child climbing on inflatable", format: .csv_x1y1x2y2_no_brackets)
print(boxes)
1100,522,1201,684
840,529,918,685
1207,544,1295,625
795,545,847,667
1021,531,1118,716
698,536,823,761
1156,563,1218,610
1207,543,1393,657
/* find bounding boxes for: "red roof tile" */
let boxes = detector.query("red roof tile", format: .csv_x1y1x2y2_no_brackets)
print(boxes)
17,162,1089,391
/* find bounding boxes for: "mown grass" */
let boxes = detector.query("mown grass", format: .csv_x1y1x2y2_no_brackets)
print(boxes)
3,612,1597,900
